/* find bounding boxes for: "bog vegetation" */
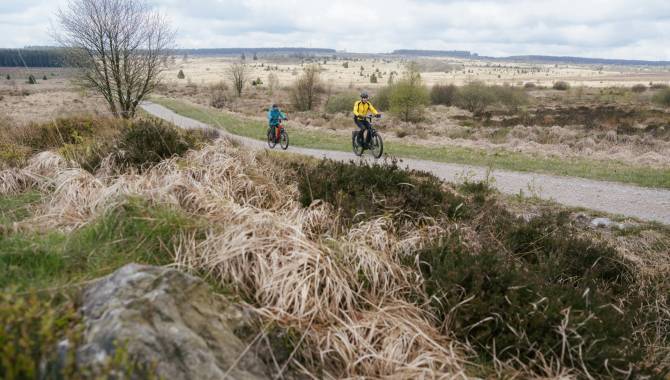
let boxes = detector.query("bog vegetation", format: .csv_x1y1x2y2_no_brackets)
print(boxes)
2,115,669,378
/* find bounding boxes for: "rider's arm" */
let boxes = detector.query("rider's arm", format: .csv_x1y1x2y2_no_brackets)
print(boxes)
352,101,361,117
368,103,379,115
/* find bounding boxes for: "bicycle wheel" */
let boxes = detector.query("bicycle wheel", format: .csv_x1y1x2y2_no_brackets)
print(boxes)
280,130,289,150
267,130,277,148
352,131,364,156
370,133,383,159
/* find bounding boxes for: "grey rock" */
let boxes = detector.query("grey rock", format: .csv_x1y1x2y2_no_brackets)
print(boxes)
591,217,615,228
78,264,269,380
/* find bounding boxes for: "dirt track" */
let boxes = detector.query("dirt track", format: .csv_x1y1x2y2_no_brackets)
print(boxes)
142,102,670,225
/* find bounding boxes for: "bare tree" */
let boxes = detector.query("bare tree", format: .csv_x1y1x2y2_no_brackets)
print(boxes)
56,0,175,118
291,64,321,111
228,62,247,97
267,72,279,95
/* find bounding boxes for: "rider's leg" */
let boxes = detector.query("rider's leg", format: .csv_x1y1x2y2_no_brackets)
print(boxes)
362,120,372,145
354,118,366,144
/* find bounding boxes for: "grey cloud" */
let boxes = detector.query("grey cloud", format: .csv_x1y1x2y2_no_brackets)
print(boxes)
0,0,668,60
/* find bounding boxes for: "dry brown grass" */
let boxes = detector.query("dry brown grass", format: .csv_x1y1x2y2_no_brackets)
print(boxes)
4,138,472,378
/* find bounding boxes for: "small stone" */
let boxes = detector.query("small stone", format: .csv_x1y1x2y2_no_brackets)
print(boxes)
591,217,614,228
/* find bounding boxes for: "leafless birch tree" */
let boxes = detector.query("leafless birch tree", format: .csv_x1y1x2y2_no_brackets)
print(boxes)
56,0,175,118
228,62,248,97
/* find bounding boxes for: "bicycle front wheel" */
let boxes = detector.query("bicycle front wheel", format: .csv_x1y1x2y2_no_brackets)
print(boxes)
352,132,364,156
280,130,289,150
370,133,383,159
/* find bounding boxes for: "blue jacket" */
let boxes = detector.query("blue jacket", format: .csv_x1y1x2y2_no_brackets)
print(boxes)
268,108,286,126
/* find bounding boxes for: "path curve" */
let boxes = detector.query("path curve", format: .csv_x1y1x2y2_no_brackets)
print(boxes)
142,102,670,225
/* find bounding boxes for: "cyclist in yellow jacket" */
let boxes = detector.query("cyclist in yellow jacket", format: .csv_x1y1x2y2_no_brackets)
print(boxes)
353,91,381,148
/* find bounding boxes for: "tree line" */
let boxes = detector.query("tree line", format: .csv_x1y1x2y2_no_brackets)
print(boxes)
0,49,66,67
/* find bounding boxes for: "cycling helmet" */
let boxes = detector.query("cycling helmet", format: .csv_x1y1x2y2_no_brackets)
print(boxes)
271,103,278,108
360,91,369,99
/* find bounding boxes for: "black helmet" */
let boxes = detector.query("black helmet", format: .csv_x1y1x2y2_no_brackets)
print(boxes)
360,91,369,99
271,103,278,108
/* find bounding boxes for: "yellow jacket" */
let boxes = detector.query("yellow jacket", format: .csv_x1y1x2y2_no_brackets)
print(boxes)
353,100,379,119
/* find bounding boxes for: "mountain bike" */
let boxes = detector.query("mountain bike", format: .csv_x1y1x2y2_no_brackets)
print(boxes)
267,118,289,150
352,115,384,158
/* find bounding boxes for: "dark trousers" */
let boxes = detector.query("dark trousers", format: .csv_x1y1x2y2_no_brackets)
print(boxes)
354,117,371,145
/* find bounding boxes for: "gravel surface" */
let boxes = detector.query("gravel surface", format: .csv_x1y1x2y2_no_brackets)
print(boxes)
142,102,670,225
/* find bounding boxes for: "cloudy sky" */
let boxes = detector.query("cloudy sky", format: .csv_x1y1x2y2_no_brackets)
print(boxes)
1,0,669,60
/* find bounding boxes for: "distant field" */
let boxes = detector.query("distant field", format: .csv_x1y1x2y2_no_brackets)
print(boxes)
153,97,670,189
163,56,670,90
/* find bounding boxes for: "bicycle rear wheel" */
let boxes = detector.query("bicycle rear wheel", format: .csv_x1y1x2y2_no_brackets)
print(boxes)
370,133,383,159
267,130,277,148
280,130,289,150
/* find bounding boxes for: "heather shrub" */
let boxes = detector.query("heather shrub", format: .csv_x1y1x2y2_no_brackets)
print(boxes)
430,84,458,106
652,88,670,108
325,92,358,114
553,81,570,90
631,84,647,93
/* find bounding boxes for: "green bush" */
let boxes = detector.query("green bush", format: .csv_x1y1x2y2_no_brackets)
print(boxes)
293,159,464,225
456,82,496,115
115,119,200,170
553,81,570,90
430,84,458,106
420,242,646,377
27,75,36,84
631,84,647,93
370,73,378,83
389,79,430,122
177,69,185,79
21,117,109,151
491,85,529,112
653,88,670,108
42,75,48,81
523,82,536,89
454,82,528,115
418,210,657,377
374,85,393,110
325,92,358,114
5,74,9,80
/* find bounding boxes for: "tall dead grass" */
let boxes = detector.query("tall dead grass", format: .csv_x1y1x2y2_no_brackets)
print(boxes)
8,138,469,378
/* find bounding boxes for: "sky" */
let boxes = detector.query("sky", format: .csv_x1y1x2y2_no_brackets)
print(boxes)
1,0,669,61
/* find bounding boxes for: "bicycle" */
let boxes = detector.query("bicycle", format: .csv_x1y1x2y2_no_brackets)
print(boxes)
352,115,384,158
267,118,289,150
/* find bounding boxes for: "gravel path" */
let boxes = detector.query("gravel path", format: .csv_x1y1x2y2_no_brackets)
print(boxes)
142,102,670,225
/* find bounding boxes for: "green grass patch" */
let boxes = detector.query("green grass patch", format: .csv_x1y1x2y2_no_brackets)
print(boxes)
0,191,41,225
0,198,202,290
152,97,670,189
